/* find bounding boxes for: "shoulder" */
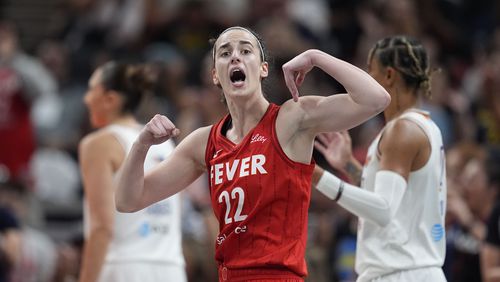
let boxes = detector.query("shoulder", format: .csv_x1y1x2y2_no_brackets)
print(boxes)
185,125,212,144
175,126,212,154
79,129,122,158
171,125,213,171
376,118,431,177
380,118,427,154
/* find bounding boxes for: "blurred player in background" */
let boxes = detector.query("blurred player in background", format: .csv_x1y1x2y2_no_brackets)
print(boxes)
78,62,186,282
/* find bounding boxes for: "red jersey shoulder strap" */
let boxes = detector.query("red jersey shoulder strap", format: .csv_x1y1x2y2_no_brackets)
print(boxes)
205,113,229,168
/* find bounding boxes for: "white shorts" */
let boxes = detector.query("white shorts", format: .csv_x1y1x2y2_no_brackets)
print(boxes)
362,267,446,282
98,261,187,282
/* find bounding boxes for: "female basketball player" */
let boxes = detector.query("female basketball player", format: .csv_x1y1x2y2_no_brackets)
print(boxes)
115,26,390,281
314,36,447,282
79,62,186,282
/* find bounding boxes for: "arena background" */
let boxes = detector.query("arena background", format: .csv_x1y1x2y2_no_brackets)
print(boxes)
0,0,499,281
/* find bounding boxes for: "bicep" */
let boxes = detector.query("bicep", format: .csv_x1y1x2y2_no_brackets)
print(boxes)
290,95,382,134
277,96,375,163
142,127,210,204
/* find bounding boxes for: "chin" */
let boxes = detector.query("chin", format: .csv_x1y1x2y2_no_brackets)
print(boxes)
90,117,107,129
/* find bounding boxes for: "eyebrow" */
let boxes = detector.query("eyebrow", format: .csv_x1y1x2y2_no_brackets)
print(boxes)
217,40,255,52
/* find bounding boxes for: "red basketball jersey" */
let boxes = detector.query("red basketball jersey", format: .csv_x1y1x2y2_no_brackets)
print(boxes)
205,104,315,277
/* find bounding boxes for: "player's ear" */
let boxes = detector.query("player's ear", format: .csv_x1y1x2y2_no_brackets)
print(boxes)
104,90,122,109
212,68,220,86
385,66,397,87
260,62,268,79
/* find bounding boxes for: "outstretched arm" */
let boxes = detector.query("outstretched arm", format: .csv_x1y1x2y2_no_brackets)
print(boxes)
315,166,406,227
313,119,425,227
115,114,209,212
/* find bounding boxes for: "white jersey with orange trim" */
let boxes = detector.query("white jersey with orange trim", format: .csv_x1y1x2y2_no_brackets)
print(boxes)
83,124,185,281
355,109,447,282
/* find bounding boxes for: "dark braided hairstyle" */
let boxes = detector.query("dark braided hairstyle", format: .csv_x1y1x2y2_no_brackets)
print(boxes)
368,36,433,98
99,62,156,113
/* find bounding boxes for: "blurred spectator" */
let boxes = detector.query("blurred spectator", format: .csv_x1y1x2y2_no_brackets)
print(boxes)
36,40,88,154
0,206,21,282
0,181,60,282
0,21,57,186
480,146,500,282
474,46,500,145
146,0,223,86
444,142,493,282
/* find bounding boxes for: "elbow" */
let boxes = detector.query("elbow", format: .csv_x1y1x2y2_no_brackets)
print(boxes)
116,205,133,213
374,216,391,228
374,88,391,113
371,208,392,228
116,204,140,213
90,225,114,239
115,199,140,213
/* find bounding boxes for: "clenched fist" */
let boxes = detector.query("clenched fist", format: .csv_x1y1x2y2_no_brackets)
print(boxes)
138,114,180,146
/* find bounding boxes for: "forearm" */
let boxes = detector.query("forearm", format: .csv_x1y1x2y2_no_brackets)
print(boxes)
309,49,390,110
466,219,486,241
340,157,363,185
79,229,112,282
115,141,149,212
315,170,406,227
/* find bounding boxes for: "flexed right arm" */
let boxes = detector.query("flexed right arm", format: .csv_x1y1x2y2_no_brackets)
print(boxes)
115,114,210,212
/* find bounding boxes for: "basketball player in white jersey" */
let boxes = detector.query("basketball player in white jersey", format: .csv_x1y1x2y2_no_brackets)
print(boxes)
79,62,186,282
313,36,447,282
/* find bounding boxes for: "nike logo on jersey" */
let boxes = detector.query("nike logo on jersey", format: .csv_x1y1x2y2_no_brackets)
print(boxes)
210,154,268,185
250,133,267,144
213,149,223,158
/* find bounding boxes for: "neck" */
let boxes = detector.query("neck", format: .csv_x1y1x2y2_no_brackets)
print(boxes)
384,87,419,121
225,95,269,143
109,114,139,127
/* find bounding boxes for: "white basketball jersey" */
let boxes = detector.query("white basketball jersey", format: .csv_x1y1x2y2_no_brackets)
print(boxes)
83,124,184,266
355,110,446,281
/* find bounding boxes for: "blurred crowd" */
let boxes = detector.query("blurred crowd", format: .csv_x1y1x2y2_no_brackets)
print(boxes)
0,0,499,281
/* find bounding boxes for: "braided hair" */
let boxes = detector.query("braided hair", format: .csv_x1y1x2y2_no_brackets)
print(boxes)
368,36,433,98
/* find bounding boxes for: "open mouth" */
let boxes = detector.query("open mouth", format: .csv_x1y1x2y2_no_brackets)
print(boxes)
230,68,246,84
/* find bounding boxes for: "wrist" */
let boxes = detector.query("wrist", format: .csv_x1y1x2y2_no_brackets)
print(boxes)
342,158,362,184
316,170,344,202
133,141,151,153
308,49,323,66
465,218,481,231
